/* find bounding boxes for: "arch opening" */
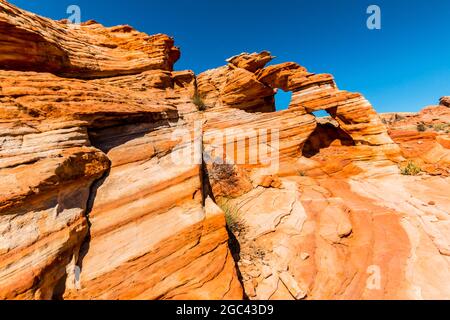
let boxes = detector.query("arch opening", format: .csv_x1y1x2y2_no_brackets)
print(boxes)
311,110,329,118
274,90,292,111
302,122,355,158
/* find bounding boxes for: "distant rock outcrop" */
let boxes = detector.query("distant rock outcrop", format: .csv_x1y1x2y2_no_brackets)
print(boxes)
382,103,450,176
440,96,450,108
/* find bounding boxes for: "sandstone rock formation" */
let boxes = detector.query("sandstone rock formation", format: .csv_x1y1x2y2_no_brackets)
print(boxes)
0,1,241,300
382,105,450,176
197,56,449,300
440,96,450,108
198,52,394,147
1,1,449,300
0,1,179,78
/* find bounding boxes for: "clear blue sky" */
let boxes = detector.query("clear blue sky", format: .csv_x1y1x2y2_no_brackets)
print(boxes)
9,0,450,113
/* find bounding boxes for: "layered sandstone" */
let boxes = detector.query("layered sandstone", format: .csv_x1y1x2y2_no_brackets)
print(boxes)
196,54,449,300
0,1,180,78
0,1,241,300
382,105,450,176
198,53,394,147
1,1,450,301
0,68,243,299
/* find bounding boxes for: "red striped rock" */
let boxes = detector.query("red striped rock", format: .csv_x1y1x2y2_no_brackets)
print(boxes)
0,66,242,299
197,66,275,112
0,146,109,299
226,51,274,73
199,52,395,147
223,172,450,300
0,1,241,299
1,1,449,302
384,105,450,176
0,1,179,78
62,123,242,299
257,61,393,146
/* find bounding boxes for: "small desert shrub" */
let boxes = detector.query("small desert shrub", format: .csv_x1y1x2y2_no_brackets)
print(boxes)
224,206,241,233
192,91,207,111
298,170,307,177
433,123,447,132
219,199,244,234
400,161,422,176
416,123,427,132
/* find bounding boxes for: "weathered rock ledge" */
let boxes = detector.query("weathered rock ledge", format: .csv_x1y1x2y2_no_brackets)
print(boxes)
1,1,449,300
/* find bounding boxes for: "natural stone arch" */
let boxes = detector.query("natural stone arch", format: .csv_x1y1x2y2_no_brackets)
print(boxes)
196,51,395,162
255,59,393,147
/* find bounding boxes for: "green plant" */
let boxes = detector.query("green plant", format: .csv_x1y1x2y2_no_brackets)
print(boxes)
433,123,447,132
192,91,207,111
416,123,427,132
400,161,422,176
218,199,244,234
298,170,307,177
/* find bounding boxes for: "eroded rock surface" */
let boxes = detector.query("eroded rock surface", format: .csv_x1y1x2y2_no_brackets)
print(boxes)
196,53,449,301
0,1,241,300
382,105,450,176
0,1,180,78
1,1,449,300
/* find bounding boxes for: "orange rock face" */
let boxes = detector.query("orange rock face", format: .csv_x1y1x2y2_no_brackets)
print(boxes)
1,1,450,301
198,52,394,147
0,1,179,78
383,105,450,176
197,55,449,300
0,1,241,300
